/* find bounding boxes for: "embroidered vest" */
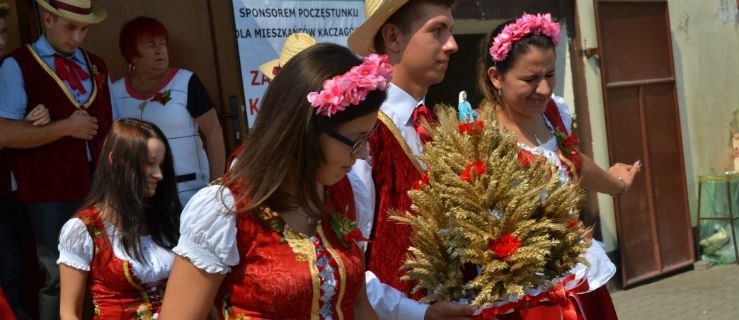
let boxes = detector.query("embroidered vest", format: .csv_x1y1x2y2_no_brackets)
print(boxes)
543,99,582,179
366,120,423,298
216,176,364,319
7,46,113,204
76,207,164,319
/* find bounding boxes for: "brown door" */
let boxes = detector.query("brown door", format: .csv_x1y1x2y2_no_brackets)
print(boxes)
15,0,247,153
594,0,694,287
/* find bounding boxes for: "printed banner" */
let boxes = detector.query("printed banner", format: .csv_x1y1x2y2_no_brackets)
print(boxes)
232,0,366,129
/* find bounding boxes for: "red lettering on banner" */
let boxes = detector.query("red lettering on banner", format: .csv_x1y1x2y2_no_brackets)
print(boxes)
249,98,260,115
250,70,271,86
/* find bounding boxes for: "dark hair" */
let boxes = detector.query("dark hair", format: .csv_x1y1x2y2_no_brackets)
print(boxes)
84,118,181,263
119,16,169,64
225,43,385,218
373,0,457,54
477,19,557,106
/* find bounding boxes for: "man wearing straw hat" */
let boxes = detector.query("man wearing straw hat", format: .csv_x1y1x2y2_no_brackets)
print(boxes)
0,1,113,319
348,0,475,319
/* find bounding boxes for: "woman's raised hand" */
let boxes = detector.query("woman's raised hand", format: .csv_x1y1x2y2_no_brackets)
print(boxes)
608,160,642,193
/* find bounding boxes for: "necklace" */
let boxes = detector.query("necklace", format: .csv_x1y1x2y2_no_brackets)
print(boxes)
534,133,544,145
294,208,319,227
132,68,170,97
299,211,317,227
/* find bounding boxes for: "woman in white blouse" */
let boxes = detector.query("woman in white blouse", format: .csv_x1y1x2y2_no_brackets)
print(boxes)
57,118,181,320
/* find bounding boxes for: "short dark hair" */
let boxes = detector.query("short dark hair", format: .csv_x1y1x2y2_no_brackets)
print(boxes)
119,16,169,64
84,118,181,263
477,19,557,106
225,43,385,218
373,0,457,54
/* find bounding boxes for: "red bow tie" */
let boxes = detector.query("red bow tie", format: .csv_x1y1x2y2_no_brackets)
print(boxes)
412,104,436,144
54,55,89,94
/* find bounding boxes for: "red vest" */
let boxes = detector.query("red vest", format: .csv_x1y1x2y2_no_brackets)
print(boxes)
76,207,165,319
6,46,113,204
366,121,423,298
216,177,365,319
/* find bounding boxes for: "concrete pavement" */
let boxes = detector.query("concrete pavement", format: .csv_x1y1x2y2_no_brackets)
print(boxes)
610,264,739,320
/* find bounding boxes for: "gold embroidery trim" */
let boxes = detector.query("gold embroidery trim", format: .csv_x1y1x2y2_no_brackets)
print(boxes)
122,260,154,318
283,226,320,319
377,111,424,174
555,148,580,182
26,44,99,110
318,225,346,320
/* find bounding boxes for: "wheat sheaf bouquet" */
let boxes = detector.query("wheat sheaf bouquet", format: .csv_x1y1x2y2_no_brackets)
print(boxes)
392,106,592,315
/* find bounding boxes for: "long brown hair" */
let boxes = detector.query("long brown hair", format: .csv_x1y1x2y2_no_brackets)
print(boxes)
224,43,385,218
83,118,181,263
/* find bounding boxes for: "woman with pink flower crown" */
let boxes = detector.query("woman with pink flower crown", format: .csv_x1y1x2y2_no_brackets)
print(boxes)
476,13,641,319
159,43,390,319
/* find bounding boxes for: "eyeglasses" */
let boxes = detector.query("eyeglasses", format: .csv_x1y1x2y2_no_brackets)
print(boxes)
320,122,379,158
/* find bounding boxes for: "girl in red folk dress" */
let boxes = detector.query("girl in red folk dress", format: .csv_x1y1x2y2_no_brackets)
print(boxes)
159,43,390,320
477,13,641,320
58,118,181,319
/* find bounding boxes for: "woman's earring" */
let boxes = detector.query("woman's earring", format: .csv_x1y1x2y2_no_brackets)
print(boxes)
128,63,136,73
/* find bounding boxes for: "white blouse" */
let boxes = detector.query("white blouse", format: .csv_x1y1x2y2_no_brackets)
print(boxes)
171,171,373,274
524,94,616,291
57,219,174,284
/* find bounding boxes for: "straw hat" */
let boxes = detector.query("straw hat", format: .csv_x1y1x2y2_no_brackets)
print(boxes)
0,3,10,18
348,0,409,56
36,0,106,24
259,33,317,80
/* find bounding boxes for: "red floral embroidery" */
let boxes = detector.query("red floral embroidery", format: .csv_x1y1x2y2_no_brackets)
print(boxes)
331,214,368,248
552,127,581,178
554,128,580,157
151,90,172,105
342,229,369,244
488,234,521,259
458,121,485,134
460,162,486,182
91,64,104,89
413,171,430,190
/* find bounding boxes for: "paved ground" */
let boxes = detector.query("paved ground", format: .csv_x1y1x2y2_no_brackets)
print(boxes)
610,263,739,320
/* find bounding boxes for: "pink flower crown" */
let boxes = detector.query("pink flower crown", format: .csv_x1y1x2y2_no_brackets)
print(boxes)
307,54,392,117
489,13,561,62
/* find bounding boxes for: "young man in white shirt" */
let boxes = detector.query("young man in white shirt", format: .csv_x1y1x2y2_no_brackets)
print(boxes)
349,0,476,319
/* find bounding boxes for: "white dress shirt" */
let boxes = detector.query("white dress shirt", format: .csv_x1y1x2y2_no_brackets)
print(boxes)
351,83,429,320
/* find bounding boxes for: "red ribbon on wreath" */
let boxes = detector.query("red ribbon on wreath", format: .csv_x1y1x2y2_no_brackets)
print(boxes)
473,275,590,320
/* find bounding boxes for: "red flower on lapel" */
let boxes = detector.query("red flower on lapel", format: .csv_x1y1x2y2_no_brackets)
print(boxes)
151,90,172,105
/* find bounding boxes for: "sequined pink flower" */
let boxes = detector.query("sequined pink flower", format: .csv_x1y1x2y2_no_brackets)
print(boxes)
489,13,561,62
307,54,392,117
